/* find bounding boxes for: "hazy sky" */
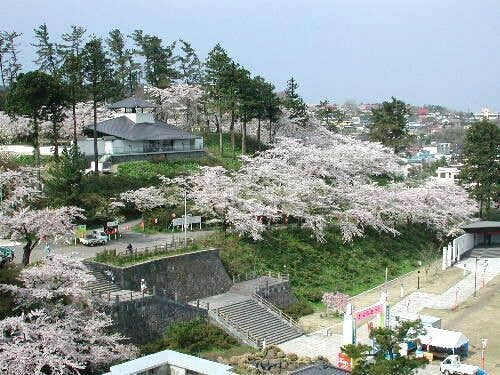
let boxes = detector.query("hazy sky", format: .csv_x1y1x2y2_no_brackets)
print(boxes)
2,0,499,111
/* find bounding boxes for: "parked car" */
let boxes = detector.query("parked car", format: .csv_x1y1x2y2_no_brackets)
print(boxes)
440,355,479,375
80,231,109,247
0,247,15,267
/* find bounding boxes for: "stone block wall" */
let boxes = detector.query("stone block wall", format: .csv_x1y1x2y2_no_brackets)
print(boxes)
256,281,298,308
90,249,233,302
110,294,206,345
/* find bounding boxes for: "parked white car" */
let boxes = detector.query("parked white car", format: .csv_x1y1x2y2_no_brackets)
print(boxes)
440,355,479,375
80,231,109,247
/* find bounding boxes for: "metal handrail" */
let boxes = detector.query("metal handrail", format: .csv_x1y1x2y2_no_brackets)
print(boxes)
252,293,301,331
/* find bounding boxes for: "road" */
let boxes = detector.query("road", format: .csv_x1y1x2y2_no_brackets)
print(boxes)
11,223,215,264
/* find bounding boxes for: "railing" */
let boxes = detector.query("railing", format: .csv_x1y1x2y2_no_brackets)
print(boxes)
93,288,155,303
212,308,262,348
231,270,290,284
96,238,196,258
252,293,301,331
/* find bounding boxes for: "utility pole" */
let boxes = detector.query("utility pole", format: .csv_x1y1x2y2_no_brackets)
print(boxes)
184,190,187,246
474,257,479,297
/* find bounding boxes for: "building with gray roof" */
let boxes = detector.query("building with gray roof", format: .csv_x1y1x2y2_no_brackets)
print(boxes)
79,96,204,167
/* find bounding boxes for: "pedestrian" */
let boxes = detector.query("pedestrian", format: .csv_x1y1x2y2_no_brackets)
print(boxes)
44,243,52,259
126,243,133,255
140,278,147,295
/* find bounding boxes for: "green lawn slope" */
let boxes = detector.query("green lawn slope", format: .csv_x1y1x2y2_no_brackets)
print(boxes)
198,225,438,303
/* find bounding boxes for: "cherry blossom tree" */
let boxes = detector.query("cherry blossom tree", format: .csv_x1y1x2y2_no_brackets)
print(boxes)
119,186,167,230
0,168,85,265
0,255,138,374
322,292,349,314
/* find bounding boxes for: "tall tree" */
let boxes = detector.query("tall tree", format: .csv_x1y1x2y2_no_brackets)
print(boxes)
131,30,178,88
4,71,54,182
252,76,268,149
204,44,232,155
43,76,68,159
106,29,128,98
0,33,7,88
59,26,86,144
282,77,309,127
317,99,344,132
178,39,202,84
81,38,113,174
2,31,23,86
236,69,256,155
31,23,60,74
263,82,281,144
459,120,499,218
369,97,412,153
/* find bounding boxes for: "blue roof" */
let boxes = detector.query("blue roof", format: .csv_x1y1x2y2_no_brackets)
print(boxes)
107,349,234,375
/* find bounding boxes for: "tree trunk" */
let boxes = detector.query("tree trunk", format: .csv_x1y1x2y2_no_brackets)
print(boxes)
242,121,247,155
52,121,59,160
257,117,261,151
22,239,37,266
72,99,78,146
215,113,223,156
33,116,41,186
93,99,99,175
269,119,273,144
230,109,235,158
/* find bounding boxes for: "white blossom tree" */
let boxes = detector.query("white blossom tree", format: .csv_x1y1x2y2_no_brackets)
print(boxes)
0,255,138,374
0,168,85,265
119,186,167,230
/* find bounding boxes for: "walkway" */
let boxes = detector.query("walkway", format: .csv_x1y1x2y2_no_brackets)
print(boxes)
392,257,500,314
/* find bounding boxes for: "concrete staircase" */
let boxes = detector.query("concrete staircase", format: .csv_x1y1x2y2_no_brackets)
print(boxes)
84,262,146,303
212,298,302,347
468,246,500,258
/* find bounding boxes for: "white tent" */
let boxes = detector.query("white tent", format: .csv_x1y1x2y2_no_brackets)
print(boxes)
418,327,469,350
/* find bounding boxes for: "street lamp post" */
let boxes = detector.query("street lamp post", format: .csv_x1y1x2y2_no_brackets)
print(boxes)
474,257,480,297
481,338,488,370
184,190,187,246
417,270,420,290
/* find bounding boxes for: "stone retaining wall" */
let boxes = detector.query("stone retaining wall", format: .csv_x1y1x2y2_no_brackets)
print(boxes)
89,249,232,302
256,280,298,308
110,294,206,344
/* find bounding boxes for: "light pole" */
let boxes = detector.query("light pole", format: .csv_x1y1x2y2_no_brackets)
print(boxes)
481,338,488,370
417,260,422,290
474,257,480,297
184,190,187,246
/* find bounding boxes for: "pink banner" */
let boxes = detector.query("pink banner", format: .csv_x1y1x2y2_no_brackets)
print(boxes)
354,303,383,321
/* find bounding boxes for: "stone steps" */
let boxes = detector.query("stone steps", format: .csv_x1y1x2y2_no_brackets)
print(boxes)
216,299,302,347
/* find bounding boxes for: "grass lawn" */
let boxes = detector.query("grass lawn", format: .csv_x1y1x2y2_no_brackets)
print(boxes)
197,225,439,303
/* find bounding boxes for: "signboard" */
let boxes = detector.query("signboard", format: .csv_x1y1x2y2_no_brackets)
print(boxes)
106,221,118,227
354,302,383,321
337,353,352,371
75,224,86,238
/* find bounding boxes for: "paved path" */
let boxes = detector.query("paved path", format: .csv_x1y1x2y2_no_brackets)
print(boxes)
11,221,215,265
392,257,500,314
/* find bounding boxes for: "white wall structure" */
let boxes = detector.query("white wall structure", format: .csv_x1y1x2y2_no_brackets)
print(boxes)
436,166,460,183
104,349,234,375
442,233,475,270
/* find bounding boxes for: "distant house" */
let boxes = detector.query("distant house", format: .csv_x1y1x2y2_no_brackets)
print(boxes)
436,165,461,183
79,96,204,167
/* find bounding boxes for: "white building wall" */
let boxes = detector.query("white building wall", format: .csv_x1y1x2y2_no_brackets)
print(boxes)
78,139,106,156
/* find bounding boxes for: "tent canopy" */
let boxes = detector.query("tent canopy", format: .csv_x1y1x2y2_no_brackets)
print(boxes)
418,327,469,349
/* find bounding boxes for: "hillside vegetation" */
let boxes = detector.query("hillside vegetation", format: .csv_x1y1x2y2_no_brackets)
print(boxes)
198,225,438,302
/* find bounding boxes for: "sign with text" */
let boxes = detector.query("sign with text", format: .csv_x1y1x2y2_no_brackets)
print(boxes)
354,302,383,321
337,353,352,371
75,225,86,238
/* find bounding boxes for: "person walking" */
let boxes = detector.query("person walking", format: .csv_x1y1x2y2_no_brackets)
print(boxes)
126,243,133,255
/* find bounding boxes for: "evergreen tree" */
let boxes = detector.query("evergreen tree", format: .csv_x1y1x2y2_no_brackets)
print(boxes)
59,25,86,145
283,77,308,127
131,30,178,88
32,23,60,74
2,31,23,86
0,33,7,88
317,99,344,132
124,49,142,95
263,82,282,144
235,69,256,155
5,71,54,182
252,76,268,149
459,120,499,218
43,76,68,159
369,97,412,153
44,144,87,207
178,39,202,84
204,43,233,155
81,38,113,174
106,29,128,97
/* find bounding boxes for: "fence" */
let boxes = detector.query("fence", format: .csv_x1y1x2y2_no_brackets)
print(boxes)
97,237,196,258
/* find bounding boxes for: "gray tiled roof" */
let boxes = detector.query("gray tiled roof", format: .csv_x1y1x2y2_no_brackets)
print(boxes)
108,96,159,109
86,116,199,141
461,221,500,230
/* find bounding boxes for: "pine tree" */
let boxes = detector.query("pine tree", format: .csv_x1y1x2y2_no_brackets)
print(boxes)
317,99,344,132
59,25,86,144
106,29,128,97
0,33,7,88
235,68,256,155
2,31,23,86
131,30,178,88
459,120,499,218
204,43,233,155
283,77,308,127
81,38,113,174
178,39,202,84
43,76,68,159
369,97,412,153
32,23,60,74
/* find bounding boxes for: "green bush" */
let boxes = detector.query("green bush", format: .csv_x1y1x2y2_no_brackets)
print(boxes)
116,160,200,183
140,318,238,355
283,300,314,320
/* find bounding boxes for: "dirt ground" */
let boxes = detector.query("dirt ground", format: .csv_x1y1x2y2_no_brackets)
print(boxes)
422,274,500,372
299,265,466,334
